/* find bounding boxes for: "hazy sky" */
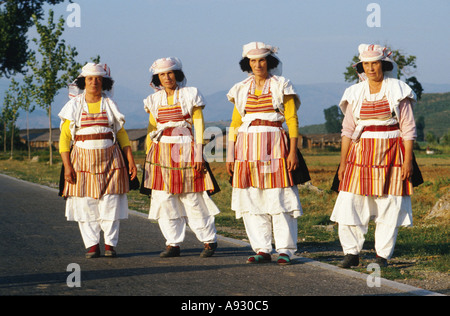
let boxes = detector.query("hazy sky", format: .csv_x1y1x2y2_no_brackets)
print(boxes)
39,0,450,97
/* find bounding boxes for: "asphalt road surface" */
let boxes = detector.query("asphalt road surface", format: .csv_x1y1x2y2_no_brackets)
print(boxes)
0,173,442,303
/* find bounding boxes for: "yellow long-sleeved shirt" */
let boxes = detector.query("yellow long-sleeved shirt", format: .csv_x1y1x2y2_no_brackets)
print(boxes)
59,100,131,153
145,95,205,153
228,92,298,142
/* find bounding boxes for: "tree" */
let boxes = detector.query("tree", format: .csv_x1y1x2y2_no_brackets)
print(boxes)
1,99,13,153
441,131,450,146
415,115,425,142
405,76,423,100
324,105,344,133
0,0,66,77
27,9,82,165
343,47,423,100
425,131,437,144
16,74,36,160
3,79,21,158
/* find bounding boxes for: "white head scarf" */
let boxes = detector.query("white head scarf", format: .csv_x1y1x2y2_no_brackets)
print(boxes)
79,63,111,78
242,41,278,58
149,57,187,91
68,63,113,99
242,41,282,76
354,44,397,81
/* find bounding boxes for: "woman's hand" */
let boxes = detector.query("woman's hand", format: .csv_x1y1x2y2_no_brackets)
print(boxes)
338,136,352,182
194,143,205,173
194,161,204,173
287,137,298,172
128,162,137,180
226,141,235,176
123,146,137,180
61,151,76,184
64,164,76,184
226,162,234,176
286,150,298,172
338,163,346,182
402,140,414,181
401,160,413,181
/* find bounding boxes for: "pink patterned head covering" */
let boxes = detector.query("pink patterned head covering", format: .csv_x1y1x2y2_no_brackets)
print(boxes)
358,44,393,62
354,44,397,81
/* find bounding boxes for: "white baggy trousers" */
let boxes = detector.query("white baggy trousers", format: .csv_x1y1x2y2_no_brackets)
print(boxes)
332,192,412,259
150,190,219,247
242,212,298,257
67,194,128,248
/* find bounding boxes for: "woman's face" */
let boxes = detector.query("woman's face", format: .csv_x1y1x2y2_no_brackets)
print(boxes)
158,71,177,90
85,76,103,95
362,60,384,82
249,58,268,78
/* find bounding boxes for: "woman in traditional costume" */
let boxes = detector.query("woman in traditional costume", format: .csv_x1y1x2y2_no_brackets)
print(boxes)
226,42,309,265
142,57,220,258
331,44,419,268
59,63,137,258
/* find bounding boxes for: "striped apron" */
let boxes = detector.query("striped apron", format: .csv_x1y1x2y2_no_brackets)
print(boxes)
144,104,215,194
232,82,294,189
339,97,413,196
62,110,129,199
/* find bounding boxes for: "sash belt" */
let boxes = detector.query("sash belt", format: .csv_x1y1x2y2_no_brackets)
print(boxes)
249,119,283,128
75,132,114,141
364,123,399,132
162,126,192,137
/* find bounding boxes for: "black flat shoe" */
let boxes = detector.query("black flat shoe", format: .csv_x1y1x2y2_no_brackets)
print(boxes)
160,246,181,258
339,254,359,268
375,255,388,267
200,242,217,258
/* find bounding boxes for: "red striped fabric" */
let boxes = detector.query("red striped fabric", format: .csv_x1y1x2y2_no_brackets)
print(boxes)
62,144,129,199
245,93,275,113
143,139,214,194
157,105,190,124
81,111,109,128
233,129,293,189
339,137,413,196
360,97,391,120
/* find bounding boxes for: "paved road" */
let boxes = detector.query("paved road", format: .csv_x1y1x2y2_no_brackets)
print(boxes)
0,173,442,302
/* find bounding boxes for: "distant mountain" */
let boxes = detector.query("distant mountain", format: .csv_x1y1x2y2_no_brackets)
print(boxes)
2,78,448,131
